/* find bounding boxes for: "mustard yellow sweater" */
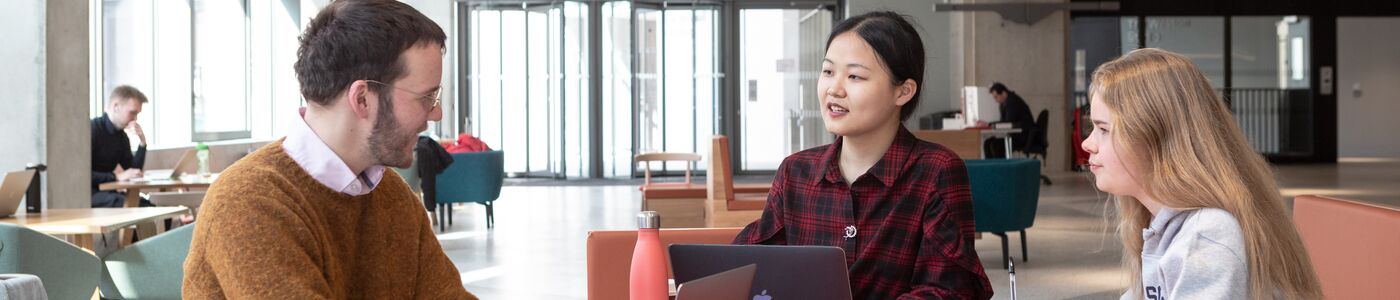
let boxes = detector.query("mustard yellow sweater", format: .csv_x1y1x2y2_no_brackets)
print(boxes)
183,140,476,299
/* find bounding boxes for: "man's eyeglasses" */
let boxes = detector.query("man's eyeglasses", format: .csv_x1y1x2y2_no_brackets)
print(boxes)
365,80,441,110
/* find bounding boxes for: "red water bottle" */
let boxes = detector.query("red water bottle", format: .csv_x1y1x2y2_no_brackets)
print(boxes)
629,211,667,300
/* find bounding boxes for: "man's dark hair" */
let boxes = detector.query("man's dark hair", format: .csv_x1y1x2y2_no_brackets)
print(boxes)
989,82,1010,94
826,11,926,121
294,0,446,106
109,85,148,104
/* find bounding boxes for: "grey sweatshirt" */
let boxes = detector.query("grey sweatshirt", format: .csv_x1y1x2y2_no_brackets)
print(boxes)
1121,208,1249,300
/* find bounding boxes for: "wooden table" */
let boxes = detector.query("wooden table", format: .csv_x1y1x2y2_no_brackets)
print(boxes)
913,128,1022,159
980,128,1023,158
0,207,189,250
98,175,215,207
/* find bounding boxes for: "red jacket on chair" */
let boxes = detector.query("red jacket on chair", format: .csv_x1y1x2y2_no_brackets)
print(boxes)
442,134,491,153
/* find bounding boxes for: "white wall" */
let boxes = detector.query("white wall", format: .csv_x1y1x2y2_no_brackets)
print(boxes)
1338,17,1400,157
0,1,46,207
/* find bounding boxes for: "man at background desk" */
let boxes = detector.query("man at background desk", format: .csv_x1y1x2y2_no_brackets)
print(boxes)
91,85,154,207
976,82,1034,158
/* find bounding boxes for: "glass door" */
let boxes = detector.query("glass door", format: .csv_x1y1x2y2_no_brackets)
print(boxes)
737,7,833,171
601,1,633,177
464,2,589,178
631,2,719,176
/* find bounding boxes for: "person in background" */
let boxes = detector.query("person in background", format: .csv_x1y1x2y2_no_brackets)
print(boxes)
1084,48,1322,299
182,0,475,298
977,82,1035,158
91,85,154,207
733,11,994,299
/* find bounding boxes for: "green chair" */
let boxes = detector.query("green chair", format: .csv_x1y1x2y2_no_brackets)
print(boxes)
434,151,505,230
0,223,102,300
964,159,1041,269
100,224,195,299
393,153,422,194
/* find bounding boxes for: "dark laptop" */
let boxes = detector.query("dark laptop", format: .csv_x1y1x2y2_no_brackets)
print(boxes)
669,244,853,300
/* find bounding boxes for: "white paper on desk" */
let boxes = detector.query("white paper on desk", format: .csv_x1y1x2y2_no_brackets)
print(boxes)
943,117,966,130
141,169,174,180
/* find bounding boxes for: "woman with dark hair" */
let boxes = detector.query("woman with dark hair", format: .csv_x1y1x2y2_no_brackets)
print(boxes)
733,11,994,299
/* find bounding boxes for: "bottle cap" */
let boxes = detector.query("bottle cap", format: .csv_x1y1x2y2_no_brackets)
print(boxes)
637,211,661,229
197,143,209,150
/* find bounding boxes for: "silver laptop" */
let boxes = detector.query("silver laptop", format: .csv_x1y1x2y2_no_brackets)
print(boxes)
670,244,853,300
0,170,36,217
675,264,756,300
135,148,197,181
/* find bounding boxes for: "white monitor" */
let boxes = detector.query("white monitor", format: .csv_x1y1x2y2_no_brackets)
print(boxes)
961,86,1000,128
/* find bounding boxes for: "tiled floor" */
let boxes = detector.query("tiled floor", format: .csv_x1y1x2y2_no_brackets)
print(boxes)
437,158,1400,299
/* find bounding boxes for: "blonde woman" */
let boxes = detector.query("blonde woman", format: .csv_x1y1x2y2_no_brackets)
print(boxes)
1083,48,1322,300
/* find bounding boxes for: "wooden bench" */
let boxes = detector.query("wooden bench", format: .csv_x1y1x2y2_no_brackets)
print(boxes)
706,136,766,227
636,153,706,228
635,141,774,228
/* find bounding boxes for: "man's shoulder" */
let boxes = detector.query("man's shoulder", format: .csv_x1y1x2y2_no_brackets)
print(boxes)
90,117,109,135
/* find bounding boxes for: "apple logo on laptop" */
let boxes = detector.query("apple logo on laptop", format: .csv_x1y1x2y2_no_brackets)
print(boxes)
753,290,771,300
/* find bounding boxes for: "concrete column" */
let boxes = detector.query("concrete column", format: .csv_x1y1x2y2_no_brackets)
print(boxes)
46,0,92,209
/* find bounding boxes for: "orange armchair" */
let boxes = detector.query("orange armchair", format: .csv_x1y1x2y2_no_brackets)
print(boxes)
585,228,742,300
1293,195,1400,299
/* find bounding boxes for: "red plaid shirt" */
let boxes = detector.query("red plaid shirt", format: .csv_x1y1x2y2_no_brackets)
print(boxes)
734,127,994,299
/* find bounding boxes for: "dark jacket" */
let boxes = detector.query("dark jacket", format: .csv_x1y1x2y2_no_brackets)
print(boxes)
415,136,453,210
91,113,145,192
997,93,1035,150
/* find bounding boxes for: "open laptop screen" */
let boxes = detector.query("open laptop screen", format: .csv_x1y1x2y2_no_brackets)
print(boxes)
669,244,853,300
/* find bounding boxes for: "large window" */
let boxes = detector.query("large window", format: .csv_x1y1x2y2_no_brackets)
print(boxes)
1144,17,1226,86
192,0,252,141
633,3,720,175
101,0,304,148
601,1,633,177
1230,16,1312,156
459,1,838,178
1075,15,1314,158
465,1,720,178
465,1,590,178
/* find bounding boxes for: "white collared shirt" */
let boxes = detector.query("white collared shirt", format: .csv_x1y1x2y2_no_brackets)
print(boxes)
282,109,385,196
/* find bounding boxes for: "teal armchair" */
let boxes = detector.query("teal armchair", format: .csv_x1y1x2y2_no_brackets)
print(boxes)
964,159,1041,269
0,223,102,300
393,156,422,194
100,224,195,299
434,151,505,231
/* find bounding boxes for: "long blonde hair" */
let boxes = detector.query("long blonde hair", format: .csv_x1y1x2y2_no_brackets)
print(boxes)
1091,48,1321,300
